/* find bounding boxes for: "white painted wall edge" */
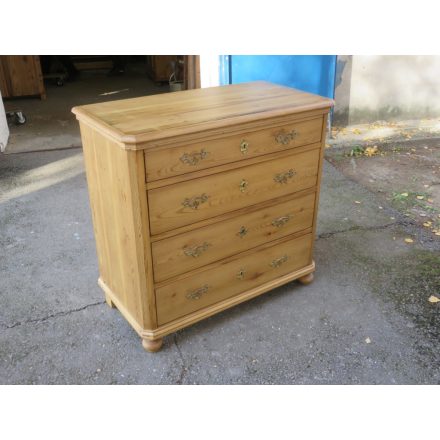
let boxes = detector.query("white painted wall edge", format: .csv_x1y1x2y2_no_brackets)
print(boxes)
200,55,221,88
0,91,9,153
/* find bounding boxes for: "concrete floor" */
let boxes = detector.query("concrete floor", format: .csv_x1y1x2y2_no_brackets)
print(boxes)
1,147,439,384
3,68,167,154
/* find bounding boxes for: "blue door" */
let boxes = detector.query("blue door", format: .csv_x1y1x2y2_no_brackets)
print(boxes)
220,55,336,99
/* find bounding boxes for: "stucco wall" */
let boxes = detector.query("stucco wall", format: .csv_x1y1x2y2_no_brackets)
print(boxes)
334,55,440,125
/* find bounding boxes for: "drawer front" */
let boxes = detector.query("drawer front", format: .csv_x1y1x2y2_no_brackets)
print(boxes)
144,117,323,181
152,192,315,282
156,233,313,325
148,147,320,235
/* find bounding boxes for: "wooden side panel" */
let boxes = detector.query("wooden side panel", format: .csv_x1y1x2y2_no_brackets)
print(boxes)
0,57,11,98
309,113,329,262
0,56,45,99
80,123,156,330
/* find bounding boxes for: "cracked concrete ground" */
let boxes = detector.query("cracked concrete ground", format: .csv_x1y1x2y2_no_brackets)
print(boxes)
1,148,439,384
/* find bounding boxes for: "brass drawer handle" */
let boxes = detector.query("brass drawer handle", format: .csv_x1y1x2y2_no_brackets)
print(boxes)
270,255,289,268
237,226,248,238
237,268,246,280
240,140,249,154
275,129,297,145
183,242,211,258
274,169,296,184
272,215,292,228
180,149,209,166
182,193,209,210
239,179,249,192
185,284,209,300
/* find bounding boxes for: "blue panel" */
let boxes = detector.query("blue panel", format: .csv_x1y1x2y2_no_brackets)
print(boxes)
224,55,336,99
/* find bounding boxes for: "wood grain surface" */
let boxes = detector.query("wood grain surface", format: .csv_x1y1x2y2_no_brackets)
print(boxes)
72,81,333,145
152,192,315,282
155,233,313,325
148,147,320,234
144,117,323,181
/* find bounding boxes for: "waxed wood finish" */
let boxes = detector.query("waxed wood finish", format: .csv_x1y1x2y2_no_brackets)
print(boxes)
152,192,315,282
72,81,332,145
79,123,156,330
156,233,313,325
0,55,45,99
73,81,333,352
144,117,322,181
148,147,320,235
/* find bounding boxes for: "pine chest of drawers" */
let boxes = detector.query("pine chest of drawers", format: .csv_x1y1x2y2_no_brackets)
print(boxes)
72,81,333,352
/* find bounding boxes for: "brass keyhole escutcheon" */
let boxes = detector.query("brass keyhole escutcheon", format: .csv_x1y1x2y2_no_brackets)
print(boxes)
237,226,248,238
240,140,249,154
237,268,246,280
239,179,249,192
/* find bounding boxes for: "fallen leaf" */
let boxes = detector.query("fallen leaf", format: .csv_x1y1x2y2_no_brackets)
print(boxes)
352,128,362,135
365,337,371,344
423,222,432,227
364,146,378,157
428,295,440,303
424,184,430,188
404,238,414,243
325,143,331,149
435,232,440,236
427,198,434,203
401,192,409,197
354,200,361,204
416,195,424,200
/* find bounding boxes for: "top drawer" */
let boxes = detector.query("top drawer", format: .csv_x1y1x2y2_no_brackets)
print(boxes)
144,117,323,181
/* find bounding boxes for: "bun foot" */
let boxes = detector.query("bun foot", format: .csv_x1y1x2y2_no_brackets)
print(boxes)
142,338,163,353
298,272,314,285
105,293,116,308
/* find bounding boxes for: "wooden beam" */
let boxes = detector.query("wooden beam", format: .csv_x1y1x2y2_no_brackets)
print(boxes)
184,55,201,90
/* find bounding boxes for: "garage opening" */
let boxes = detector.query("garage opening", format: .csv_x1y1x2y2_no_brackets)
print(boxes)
0,55,200,154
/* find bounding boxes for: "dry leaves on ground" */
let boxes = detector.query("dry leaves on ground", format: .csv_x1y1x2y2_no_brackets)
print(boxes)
428,295,440,303
364,146,379,157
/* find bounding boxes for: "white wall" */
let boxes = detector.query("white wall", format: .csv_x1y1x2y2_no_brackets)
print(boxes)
334,56,440,125
200,55,221,88
0,91,9,152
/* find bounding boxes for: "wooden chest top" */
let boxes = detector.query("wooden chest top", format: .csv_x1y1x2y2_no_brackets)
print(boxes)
72,81,333,146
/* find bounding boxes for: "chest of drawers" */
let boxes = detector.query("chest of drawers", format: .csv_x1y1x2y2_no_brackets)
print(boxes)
72,81,333,352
